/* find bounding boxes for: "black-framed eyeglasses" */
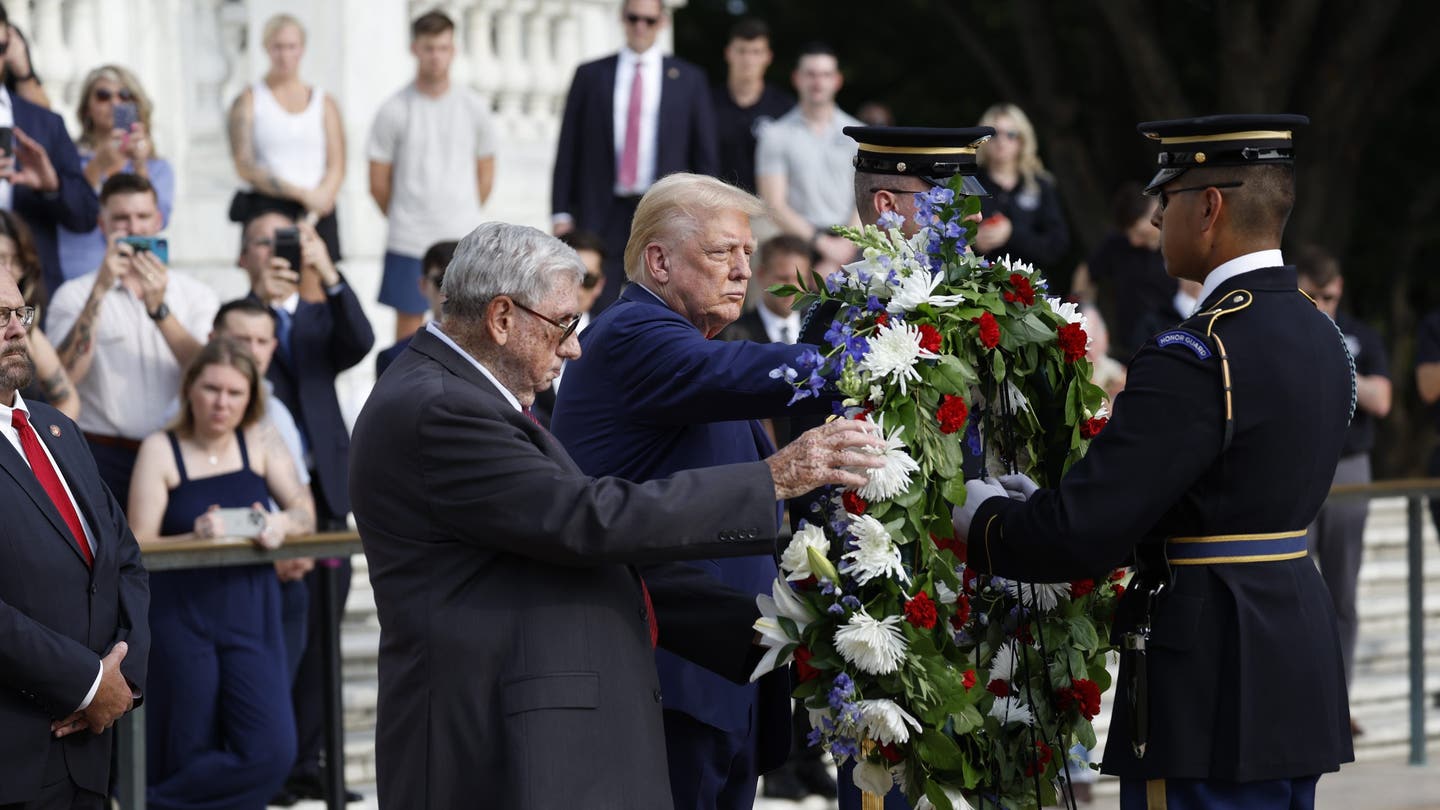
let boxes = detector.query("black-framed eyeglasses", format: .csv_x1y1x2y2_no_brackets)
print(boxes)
513,300,582,342
624,12,660,26
93,88,135,103
0,306,37,329
1156,181,1244,211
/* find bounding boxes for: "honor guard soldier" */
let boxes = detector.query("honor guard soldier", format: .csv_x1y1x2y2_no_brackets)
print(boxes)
846,125,995,235
954,114,1356,810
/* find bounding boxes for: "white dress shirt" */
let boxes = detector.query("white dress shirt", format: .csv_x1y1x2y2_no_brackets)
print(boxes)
0,393,104,709
0,87,15,211
612,45,664,196
1196,249,1285,310
427,322,521,412
755,305,801,345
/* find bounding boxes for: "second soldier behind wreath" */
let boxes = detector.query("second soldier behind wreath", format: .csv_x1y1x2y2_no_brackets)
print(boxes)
954,115,1354,809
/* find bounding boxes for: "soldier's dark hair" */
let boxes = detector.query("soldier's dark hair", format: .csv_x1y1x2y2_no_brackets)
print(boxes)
559,230,606,259
423,240,460,278
1186,164,1294,241
796,42,838,69
729,18,770,43
1295,244,1341,287
758,234,810,271
411,9,455,40
1110,181,1154,229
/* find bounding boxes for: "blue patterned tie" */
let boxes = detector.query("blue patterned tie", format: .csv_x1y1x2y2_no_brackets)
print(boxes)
273,306,293,366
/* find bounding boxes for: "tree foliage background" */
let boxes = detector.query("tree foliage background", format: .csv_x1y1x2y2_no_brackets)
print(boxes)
675,0,1440,476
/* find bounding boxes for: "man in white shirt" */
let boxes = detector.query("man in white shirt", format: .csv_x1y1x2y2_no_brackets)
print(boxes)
48,172,217,507
551,0,718,313
367,9,497,343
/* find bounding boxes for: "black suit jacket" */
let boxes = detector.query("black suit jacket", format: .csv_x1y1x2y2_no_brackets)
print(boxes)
551,54,719,230
259,282,375,522
351,327,780,809
12,93,101,302
970,267,1354,781
0,399,149,803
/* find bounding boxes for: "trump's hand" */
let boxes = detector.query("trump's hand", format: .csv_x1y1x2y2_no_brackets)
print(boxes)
952,477,1008,540
767,420,885,500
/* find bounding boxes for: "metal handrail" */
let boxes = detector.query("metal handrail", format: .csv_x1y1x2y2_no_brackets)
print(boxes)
117,531,362,810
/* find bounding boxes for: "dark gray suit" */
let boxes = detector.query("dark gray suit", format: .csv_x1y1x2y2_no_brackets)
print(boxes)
350,328,782,810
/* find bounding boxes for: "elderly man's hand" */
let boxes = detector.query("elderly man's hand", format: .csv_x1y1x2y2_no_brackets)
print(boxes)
766,419,885,500
952,477,1008,540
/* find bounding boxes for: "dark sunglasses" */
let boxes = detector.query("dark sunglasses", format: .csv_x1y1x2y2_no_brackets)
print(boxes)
1156,181,1244,211
424,272,446,287
93,88,135,103
624,12,660,26
513,300,582,342
581,272,603,290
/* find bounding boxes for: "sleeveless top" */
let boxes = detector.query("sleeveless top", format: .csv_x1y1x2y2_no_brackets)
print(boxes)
251,80,326,191
159,429,273,538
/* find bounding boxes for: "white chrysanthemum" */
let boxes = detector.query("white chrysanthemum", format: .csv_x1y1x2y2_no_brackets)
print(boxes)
856,699,922,745
854,418,921,502
1003,580,1072,611
859,321,937,395
750,578,819,681
988,695,1035,726
854,758,896,796
834,608,908,675
934,579,958,606
999,254,1037,278
887,268,969,314
841,515,909,586
1045,295,1088,329
780,523,831,581
988,641,1021,681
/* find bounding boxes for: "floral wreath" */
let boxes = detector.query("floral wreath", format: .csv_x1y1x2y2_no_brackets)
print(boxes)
754,180,1126,809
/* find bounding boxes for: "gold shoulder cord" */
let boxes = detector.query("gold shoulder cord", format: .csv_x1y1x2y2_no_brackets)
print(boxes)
1193,290,1254,451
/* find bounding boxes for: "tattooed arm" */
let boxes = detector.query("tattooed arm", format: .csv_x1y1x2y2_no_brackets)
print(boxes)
56,270,113,385
227,89,311,205
26,326,81,419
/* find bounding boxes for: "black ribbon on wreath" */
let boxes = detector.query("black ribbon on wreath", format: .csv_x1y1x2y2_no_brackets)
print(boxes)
967,365,1081,810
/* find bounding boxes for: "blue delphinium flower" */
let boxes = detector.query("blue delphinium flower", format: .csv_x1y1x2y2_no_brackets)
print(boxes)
825,320,853,350
877,210,905,231
842,335,869,364
965,418,983,457
828,603,846,617
841,594,862,610
865,295,884,313
769,364,798,384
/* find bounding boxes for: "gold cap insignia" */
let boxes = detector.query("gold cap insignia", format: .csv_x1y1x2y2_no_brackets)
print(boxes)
896,161,907,172
1195,152,1207,163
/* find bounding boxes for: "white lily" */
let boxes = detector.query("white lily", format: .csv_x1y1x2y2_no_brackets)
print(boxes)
750,578,819,682
779,523,830,581
887,268,970,314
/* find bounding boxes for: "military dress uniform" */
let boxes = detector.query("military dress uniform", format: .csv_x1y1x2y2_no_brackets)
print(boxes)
964,115,1356,810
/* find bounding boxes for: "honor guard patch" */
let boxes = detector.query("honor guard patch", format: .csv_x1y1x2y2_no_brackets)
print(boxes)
1156,330,1213,359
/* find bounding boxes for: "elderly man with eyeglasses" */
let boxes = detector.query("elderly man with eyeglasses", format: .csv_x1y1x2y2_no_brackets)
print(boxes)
351,220,881,810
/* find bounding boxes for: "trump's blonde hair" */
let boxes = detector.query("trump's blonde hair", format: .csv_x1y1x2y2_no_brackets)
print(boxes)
625,174,765,283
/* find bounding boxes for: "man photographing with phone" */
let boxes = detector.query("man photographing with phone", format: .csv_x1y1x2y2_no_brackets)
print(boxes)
47,173,218,506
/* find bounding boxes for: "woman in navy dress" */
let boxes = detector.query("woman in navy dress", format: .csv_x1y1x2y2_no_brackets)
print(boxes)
127,338,315,810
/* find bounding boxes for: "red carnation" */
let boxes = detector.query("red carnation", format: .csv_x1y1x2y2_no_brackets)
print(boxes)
1070,578,1096,598
987,678,1010,697
950,592,972,628
1110,568,1128,581
1080,416,1109,439
842,491,868,515
962,668,978,690
1113,584,1126,598
1003,273,1036,307
1059,678,1102,720
1057,322,1088,363
974,312,1001,349
936,394,969,434
875,312,890,327
794,646,820,682
904,591,938,630
918,323,943,353
878,742,905,764
1024,740,1053,777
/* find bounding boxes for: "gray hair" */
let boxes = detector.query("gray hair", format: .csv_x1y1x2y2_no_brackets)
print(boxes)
441,222,586,321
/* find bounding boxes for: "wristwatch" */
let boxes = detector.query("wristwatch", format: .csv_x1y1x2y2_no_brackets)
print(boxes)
148,302,170,322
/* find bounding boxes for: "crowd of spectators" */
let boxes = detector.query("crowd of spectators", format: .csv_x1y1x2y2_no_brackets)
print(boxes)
0,0,1416,807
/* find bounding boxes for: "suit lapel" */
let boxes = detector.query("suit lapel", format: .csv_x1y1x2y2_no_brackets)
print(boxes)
598,56,618,172
655,57,678,173
0,433,92,567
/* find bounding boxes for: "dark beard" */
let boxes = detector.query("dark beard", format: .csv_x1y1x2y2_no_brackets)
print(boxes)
0,339,34,393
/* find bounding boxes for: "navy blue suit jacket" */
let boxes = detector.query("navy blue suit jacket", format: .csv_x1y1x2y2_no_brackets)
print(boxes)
0,399,149,803
551,54,719,230
259,282,374,522
550,285,830,770
11,93,100,301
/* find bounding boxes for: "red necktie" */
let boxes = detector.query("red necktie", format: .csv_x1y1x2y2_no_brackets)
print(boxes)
12,410,93,567
618,61,644,190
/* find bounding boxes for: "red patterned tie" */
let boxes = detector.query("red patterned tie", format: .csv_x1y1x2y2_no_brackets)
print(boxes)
618,61,644,190
12,410,92,567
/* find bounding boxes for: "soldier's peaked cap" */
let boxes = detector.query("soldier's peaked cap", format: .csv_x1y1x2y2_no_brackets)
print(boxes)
845,126,996,197
1138,113,1309,194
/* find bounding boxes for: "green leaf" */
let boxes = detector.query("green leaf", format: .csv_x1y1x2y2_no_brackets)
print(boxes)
1066,615,1100,653
942,476,968,507
932,355,979,396
918,728,965,770
1076,718,1098,750
923,781,955,810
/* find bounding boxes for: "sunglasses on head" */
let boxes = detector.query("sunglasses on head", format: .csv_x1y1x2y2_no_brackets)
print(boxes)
93,88,135,103
625,12,660,26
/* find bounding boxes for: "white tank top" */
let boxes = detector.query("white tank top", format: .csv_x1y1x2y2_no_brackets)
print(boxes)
250,80,326,191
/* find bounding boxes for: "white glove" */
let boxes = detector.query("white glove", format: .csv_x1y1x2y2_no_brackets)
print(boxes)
998,473,1040,501
952,477,1009,540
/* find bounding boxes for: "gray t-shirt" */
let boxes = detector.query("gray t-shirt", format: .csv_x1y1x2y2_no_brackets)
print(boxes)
367,83,498,257
755,106,862,229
